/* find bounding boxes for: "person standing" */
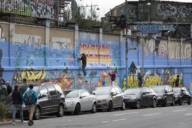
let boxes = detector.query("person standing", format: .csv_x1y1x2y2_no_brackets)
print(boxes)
23,84,37,126
79,53,87,76
175,75,180,87
11,85,23,124
108,70,117,86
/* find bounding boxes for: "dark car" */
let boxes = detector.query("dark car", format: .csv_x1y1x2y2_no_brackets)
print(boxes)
152,85,175,107
93,86,125,111
123,87,157,109
173,87,191,105
22,82,65,120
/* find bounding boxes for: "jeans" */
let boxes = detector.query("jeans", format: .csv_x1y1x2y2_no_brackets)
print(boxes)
82,65,86,76
12,104,23,122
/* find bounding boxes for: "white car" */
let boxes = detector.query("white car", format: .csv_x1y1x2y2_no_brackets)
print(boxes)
64,89,97,114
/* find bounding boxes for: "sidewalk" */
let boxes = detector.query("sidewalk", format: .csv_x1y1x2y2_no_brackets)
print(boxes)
0,120,12,126
0,120,29,128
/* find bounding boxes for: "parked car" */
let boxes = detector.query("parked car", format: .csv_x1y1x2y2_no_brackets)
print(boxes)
152,85,175,107
93,86,125,111
22,82,65,120
123,87,157,109
173,87,191,105
64,89,96,115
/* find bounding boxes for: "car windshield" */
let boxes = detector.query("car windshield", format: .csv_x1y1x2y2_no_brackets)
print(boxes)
124,89,140,95
94,87,111,95
66,90,79,98
152,86,165,94
173,88,181,94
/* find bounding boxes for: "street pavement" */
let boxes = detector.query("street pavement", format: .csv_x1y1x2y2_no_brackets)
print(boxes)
1,105,192,128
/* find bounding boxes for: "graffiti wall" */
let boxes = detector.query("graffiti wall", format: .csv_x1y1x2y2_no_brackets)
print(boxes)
0,22,192,91
157,3,192,20
0,0,55,19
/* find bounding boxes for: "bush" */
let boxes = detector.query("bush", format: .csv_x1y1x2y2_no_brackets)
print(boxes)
0,102,9,121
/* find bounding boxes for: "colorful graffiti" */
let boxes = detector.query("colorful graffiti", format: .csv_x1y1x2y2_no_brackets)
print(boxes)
0,23,192,90
13,69,46,82
80,44,112,66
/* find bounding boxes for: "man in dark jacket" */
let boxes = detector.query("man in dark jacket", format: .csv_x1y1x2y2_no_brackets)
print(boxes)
79,53,87,76
12,85,23,123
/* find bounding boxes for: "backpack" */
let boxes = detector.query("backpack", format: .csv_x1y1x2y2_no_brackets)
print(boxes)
23,90,37,105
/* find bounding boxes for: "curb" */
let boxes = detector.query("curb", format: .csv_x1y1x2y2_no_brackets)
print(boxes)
0,121,12,126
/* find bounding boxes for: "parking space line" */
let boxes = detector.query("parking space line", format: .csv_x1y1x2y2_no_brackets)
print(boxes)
143,113,161,117
112,118,126,122
102,121,109,124
185,113,192,116
172,109,187,113
113,111,139,116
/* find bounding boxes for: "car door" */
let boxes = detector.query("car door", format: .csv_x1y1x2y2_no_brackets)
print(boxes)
112,87,122,108
79,90,90,111
47,85,60,113
38,86,49,114
165,86,174,104
140,88,152,107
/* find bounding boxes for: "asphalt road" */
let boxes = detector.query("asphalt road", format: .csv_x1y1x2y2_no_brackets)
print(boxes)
1,105,192,128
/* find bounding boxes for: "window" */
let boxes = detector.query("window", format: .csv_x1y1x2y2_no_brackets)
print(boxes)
54,84,63,95
39,87,48,98
80,90,90,97
47,85,57,96
115,87,122,94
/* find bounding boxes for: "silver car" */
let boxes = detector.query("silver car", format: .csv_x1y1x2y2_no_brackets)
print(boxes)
94,86,125,111
64,89,96,114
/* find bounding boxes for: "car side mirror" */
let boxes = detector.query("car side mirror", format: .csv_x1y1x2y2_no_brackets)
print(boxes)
142,92,148,96
110,92,116,96
92,91,96,95
80,95,86,99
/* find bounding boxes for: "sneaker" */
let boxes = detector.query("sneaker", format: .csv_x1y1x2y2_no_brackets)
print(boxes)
12,121,16,125
28,120,34,126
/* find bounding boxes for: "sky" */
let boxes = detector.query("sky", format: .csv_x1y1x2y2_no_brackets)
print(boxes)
77,0,192,18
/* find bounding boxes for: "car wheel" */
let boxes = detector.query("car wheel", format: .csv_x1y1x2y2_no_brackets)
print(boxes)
178,99,183,106
34,107,41,120
121,101,126,110
74,103,81,115
91,103,97,113
58,105,64,117
171,98,175,106
187,99,191,105
152,99,157,108
136,100,141,109
107,101,113,112
163,99,168,107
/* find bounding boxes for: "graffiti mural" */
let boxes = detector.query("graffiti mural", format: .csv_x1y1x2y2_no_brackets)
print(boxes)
13,69,46,82
157,3,192,21
51,37,72,50
0,0,55,19
143,39,192,59
80,44,112,66
14,34,42,46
